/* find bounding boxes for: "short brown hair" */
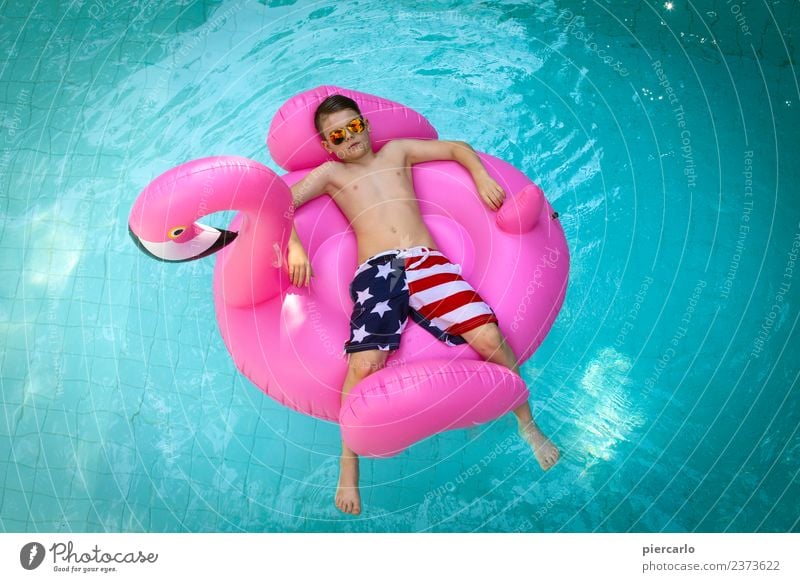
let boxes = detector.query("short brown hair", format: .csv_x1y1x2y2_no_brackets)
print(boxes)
314,94,362,134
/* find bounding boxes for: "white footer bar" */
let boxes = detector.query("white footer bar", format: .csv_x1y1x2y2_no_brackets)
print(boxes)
1,533,797,581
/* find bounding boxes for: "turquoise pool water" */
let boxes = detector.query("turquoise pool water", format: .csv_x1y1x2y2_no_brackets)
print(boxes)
1,0,798,532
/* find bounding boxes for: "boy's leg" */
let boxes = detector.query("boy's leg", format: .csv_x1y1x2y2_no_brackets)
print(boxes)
336,348,389,515
459,323,560,470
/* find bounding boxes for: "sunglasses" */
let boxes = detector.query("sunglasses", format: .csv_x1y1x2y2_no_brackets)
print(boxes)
327,117,366,145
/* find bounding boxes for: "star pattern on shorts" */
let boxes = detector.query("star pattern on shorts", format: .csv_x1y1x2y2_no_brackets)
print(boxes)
371,300,392,318
351,325,369,343
375,262,394,279
355,288,373,305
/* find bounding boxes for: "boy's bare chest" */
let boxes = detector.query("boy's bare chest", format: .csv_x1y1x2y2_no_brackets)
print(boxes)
332,160,414,210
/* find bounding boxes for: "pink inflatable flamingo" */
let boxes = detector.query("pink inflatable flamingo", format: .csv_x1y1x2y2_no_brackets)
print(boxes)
128,87,569,457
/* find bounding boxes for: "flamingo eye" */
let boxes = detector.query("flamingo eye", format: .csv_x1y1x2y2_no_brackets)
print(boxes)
168,226,187,239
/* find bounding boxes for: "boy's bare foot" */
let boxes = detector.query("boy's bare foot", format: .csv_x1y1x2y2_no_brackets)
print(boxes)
519,421,560,470
335,455,361,515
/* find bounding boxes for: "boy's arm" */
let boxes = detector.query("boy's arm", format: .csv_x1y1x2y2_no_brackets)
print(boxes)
286,225,313,287
290,161,335,209
288,226,304,251
287,161,335,247
400,139,506,210
286,162,334,286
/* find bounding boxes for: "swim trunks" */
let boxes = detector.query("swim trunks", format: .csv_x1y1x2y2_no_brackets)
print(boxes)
344,246,498,353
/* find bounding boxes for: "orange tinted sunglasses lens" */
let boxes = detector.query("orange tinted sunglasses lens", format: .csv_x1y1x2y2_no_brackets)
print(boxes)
347,118,365,133
329,129,346,144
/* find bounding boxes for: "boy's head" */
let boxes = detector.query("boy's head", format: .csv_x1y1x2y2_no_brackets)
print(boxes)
314,94,371,161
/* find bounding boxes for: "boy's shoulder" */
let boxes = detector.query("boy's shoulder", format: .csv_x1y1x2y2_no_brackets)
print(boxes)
312,159,350,187
377,138,421,157
383,138,441,152
382,138,417,149
313,159,341,175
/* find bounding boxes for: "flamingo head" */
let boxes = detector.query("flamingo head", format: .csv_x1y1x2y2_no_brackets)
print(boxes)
128,222,237,263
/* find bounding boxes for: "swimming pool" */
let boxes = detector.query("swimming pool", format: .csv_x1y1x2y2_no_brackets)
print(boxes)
1,0,798,532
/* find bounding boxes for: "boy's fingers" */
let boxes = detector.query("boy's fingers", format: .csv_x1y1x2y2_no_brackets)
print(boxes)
287,262,314,287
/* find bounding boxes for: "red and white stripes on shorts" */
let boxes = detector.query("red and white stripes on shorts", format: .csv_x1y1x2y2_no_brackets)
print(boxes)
403,250,498,337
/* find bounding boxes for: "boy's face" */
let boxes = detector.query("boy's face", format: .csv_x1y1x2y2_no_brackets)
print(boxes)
319,109,371,161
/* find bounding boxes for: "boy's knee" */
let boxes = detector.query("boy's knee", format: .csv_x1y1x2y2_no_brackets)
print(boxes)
347,353,385,380
468,323,504,353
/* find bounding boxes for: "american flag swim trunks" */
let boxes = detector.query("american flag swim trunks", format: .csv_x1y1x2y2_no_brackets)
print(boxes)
344,246,498,353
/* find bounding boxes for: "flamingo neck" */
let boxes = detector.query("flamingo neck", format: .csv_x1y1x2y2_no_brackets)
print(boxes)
200,160,292,307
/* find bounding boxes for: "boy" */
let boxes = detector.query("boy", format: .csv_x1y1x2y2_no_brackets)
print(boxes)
286,95,560,515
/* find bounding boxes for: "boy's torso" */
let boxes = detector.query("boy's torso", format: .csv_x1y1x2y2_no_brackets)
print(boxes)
325,143,437,263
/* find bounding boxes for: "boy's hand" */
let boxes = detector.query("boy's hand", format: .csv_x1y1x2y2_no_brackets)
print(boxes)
475,174,506,211
287,241,313,287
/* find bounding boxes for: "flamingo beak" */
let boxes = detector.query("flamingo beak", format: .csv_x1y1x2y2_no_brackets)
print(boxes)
129,223,238,262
